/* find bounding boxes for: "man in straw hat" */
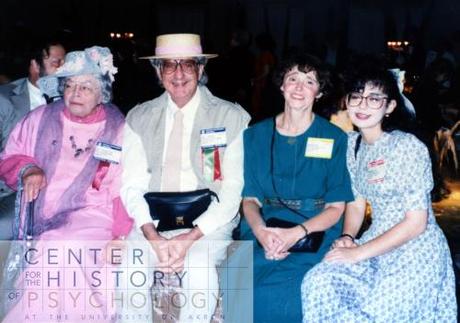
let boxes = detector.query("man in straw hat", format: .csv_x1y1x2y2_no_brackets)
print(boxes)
120,33,250,321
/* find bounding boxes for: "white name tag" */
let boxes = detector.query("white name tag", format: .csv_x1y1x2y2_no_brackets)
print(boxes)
367,158,385,183
200,127,227,148
94,142,122,164
305,138,334,159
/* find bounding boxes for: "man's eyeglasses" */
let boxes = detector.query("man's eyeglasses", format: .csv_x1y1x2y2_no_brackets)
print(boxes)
347,93,388,109
161,59,198,74
63,81,99,96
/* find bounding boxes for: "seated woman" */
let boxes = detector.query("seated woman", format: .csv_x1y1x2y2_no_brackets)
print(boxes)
302,63,456,321
0,46,132,322
233,53,353,322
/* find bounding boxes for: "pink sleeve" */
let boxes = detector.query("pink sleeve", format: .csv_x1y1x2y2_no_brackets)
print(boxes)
112,196,134,238
0,107,44,189
0,155,38,189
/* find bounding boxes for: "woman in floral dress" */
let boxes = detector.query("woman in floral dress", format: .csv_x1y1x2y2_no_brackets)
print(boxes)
301,63,456,322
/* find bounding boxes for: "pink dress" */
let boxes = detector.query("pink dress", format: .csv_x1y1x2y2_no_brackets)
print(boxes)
0,105,132,322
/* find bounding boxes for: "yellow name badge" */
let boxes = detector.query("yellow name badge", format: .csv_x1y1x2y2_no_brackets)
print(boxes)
305,137,334,159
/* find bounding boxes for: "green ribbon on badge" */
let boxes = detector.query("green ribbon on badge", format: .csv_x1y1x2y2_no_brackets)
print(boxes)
202,147,222,181
203,147,215,182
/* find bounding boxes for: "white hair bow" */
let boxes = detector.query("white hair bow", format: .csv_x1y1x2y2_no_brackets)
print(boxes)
388,68,416,117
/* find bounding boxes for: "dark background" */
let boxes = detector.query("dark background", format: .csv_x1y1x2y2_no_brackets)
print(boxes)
0,0,459,113
1,0,459,67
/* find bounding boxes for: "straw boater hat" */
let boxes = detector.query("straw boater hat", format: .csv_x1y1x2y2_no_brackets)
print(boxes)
141,33,218,60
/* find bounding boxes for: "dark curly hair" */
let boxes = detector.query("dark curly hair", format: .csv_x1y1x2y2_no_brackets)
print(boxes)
344,60,415,133
273,53,332,97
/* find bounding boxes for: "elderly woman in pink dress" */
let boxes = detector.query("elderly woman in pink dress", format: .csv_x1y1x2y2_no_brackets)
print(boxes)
0,46,132,322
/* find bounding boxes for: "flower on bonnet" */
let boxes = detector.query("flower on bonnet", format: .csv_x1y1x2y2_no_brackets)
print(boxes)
38,46,118,102
55,55,85,75
85,46,118,82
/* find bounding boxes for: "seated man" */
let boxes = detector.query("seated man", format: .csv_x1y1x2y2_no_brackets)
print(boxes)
120,33,250,322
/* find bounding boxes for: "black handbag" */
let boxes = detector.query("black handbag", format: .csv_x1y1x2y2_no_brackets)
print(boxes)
261,117,325,253
264,217,325,253
144,189,219,232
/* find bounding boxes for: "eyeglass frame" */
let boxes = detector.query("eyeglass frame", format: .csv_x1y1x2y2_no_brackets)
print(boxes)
159,59,200,75
63,80,101,96
346,93,389,110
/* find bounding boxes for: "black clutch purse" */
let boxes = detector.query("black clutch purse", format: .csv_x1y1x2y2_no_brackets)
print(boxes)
263,217,325,253
144,189,218,232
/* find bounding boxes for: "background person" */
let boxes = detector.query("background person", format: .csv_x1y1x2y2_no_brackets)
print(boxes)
0,39,65,240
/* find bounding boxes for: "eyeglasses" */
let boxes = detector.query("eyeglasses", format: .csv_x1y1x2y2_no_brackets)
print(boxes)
63,81,100,96
161,59,198,74
347,93,388,109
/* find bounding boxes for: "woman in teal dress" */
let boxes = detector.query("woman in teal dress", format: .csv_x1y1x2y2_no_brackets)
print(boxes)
235,53,353,322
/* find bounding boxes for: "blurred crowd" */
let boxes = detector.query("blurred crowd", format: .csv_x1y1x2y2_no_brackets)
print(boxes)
1,29,459,191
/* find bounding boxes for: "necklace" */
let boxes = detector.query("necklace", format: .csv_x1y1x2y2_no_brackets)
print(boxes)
69,136,94,157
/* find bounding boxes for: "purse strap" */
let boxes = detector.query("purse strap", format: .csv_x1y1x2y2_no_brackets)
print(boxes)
208,189,220,203
270,117,309,221
354,134,362,159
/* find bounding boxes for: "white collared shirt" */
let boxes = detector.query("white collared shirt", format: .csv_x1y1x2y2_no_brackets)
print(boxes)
27,80,46,110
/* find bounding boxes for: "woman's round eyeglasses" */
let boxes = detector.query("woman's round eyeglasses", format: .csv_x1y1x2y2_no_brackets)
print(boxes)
63,81,99,96
347,93,388,109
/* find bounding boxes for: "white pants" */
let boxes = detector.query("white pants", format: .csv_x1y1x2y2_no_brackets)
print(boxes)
116,220,234,323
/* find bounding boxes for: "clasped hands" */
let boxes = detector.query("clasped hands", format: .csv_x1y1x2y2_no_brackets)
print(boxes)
149,231,199,274
323,235,361,264
255,225,305,261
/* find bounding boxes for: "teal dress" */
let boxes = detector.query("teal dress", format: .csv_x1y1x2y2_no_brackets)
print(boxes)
225,116,353,323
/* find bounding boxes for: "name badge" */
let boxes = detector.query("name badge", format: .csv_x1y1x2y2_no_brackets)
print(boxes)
94,142,122,164
200,127,227,148
367,159,385,183
305,138,334,159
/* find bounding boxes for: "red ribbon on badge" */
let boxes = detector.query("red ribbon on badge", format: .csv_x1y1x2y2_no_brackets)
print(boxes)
92,161,110,190
213,147,222,181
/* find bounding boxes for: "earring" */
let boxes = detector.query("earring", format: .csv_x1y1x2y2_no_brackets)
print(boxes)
385,114,389,118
